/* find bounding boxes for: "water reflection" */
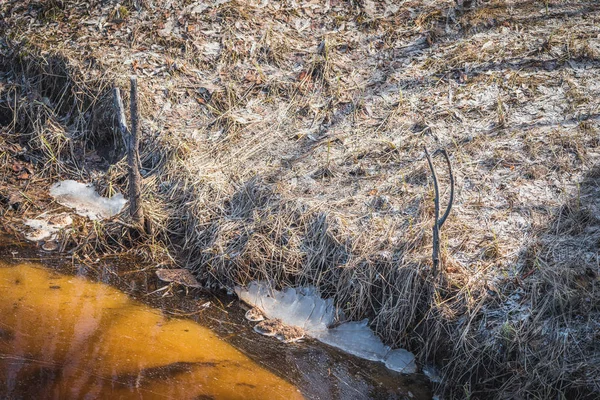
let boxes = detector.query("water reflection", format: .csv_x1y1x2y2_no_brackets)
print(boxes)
0,262,303,399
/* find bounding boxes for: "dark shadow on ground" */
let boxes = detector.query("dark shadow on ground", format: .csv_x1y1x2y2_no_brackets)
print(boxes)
444,157,600,398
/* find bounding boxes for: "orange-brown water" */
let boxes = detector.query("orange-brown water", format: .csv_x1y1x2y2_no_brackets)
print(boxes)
0,262,303,400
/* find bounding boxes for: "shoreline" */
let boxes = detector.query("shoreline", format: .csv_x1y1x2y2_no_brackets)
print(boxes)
2,1,599,398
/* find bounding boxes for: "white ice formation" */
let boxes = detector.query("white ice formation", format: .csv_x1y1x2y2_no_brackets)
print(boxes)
24,214,73,241
235,281,417,374
423,364,442,383
50,180,127,220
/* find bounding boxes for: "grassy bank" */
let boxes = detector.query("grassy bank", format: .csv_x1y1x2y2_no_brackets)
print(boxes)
1,0,599,398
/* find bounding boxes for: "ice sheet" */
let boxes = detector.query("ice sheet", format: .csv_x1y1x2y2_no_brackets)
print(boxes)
50,180,127,220
314,319,390,362
235,281,335,331
236,281,416,374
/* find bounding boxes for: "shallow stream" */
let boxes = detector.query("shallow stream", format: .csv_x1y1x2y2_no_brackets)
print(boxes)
0,236,431,399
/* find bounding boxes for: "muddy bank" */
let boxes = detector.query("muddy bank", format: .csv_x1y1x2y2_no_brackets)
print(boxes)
0,234,431,400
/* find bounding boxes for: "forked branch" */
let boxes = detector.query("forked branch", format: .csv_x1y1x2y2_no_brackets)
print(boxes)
424,146,455,277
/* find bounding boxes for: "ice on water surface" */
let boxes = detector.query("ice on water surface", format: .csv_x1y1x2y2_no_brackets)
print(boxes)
236,281,416,374
384,348,418,374
314,319,391,362
235,281,335,331
50,180,127,220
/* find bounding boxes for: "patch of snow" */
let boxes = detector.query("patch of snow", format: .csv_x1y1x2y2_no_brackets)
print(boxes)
50,180,127,220
236,281,416,374
24,214,72,241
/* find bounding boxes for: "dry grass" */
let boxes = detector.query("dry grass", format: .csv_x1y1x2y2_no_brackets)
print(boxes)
1,0,600,398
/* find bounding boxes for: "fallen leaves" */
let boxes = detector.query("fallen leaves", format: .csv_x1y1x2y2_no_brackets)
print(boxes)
11,162,32,180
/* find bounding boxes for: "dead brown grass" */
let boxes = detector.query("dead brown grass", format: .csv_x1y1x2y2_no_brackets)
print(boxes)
1,0,600,398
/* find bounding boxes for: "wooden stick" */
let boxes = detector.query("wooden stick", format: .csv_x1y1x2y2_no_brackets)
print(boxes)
113,78,146,232
128,76,145,228
425,147,455,278
424,146,441,276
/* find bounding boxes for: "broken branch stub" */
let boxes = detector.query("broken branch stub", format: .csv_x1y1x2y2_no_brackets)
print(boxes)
112,87,130,150
424,147,455,277
128,76,145,228
113,77,145,232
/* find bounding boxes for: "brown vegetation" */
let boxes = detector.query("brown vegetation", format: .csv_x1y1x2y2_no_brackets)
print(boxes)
1,0,599,398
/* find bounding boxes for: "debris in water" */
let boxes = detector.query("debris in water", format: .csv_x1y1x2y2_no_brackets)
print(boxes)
253,319,280,337
236,281,417,373
245,307,265,322
23,213,72,241
276,325,306,343
41,241,59,252
155,268,202,288
50,180,127,220
254,319,306,343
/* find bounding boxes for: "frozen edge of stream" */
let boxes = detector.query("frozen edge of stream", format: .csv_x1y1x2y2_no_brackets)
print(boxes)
235,281,417,374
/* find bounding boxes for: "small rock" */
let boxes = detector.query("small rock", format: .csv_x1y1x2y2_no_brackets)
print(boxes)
155,268,202,288
41,241,59,252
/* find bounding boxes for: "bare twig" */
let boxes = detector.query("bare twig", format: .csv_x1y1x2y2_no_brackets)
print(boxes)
128,76,145,229
425,146,455,276
437,149,454,228
113,77,145,232
424,146,441,275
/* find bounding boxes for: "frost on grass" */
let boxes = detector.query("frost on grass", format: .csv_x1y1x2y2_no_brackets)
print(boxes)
50,180,127,220
236,281,416,374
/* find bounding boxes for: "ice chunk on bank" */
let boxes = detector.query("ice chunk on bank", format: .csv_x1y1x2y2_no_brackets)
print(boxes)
24,214,72,241
384,349,417,374
235,281,335,331
423,364,442,383
314,319,390,361
236,281,416,374
50,180,127,220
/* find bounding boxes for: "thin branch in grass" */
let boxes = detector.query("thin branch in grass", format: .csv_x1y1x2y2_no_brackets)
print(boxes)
113,77,146,233
424,146,441,276
424,146,455,277
437,149,454,228
128,76,145,229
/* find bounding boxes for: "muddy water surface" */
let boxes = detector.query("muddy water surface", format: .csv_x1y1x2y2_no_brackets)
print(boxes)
0,236,431,400
0,262,303,399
